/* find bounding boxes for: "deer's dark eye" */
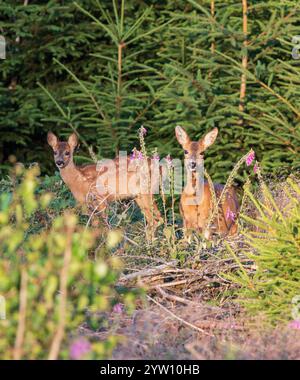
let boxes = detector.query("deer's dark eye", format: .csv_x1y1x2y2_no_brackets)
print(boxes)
184,150,188,155
54,151,58,155
65,151,70,156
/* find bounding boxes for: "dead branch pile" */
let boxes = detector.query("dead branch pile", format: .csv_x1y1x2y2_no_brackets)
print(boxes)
117,252,254,300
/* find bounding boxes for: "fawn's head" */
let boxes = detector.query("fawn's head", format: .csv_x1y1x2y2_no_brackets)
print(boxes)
175,126,218,172
47,132,78,169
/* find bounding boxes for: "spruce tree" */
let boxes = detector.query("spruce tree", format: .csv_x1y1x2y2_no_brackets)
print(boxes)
1,0,299,181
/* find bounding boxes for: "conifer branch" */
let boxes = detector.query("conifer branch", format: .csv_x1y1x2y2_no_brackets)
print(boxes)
239,0,248,115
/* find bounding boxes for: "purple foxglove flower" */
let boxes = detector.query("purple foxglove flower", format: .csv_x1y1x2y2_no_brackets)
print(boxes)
137,151,144,160
130,150,137,162
69,338,91,360
113,303,123,314
140,126,147,136
246,150,255,166
226,209,236,222
288,320,300,330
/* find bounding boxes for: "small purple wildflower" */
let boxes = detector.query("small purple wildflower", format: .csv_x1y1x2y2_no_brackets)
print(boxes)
69,338,91,360
253,162,259,174
140,126,147,136
152,153,160,161
226,209,236,222
113,303,124,314
137,151,144,160
288,320,300,330
246,150,255,166
129,150,137,162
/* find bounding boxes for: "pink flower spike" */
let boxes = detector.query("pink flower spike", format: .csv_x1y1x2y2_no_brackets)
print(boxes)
69,338,91,360
253,162,259,174
226,209,236,222
246,150,255,166
137,151,144,160
288,320,300,330
129,150,136,162
140,126,147,136
113,303,123,314
153,153,160,161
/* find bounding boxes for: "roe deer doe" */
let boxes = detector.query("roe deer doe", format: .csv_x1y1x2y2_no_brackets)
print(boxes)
175,126,239,240
47,132,161,228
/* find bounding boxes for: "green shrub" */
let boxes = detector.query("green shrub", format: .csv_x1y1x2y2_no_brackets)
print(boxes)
226,176,300,324
0,166,130,359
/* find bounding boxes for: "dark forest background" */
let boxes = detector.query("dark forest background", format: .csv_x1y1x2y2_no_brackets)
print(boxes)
1,0,300,181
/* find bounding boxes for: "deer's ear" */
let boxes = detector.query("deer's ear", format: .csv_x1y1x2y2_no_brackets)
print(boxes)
175,125,190,147
68,133,78,149
201,128,218,150
47,132,58,149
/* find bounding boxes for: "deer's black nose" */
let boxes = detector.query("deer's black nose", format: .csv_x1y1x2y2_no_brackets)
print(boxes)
56,160,64,167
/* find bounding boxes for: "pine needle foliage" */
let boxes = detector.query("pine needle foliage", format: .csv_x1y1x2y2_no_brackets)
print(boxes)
1,1,300,180
226,177,300,324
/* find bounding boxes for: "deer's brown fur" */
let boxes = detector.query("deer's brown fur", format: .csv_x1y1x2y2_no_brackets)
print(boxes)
47,132,161,227
175,126,239,240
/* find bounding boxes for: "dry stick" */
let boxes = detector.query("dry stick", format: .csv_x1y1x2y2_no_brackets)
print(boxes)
115,41,125,148
239,0,248,115
48,222,74,360
118,254,169,264
123,235,139,247
147,279,187,290
85,194,110,231
13,266,28,360
156,287,202,306
146,295,213,337
119,261,177,283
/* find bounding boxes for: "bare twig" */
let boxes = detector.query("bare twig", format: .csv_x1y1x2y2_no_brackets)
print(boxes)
13,266,28,360
118,253,169,264
118,261,177,283
48,220,74,360
156,287,201,306
239,0,248,114
146,295,213,337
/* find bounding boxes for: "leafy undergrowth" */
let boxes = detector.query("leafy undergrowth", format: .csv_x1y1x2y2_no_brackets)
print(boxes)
1,165,300,359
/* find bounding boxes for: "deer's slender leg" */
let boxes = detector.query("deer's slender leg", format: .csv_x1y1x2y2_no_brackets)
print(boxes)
135,194,162,228
182,220,193,244
228,223,238,235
